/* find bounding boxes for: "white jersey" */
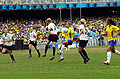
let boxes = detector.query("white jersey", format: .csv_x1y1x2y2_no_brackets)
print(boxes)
46,23,57,35
0,37,3,45
79,24,88,40
3,33,13,46
29,31,37,41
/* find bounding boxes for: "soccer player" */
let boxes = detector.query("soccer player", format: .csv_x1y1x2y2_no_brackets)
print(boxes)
57,23,74,62
100,19,120,65
28,27,40,58
78,19,90,64
42,18,58,60
2,28,16,63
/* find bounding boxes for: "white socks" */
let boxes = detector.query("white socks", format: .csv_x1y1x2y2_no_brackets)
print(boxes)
107,52,111,63
60,45,65,59
115,50,120,55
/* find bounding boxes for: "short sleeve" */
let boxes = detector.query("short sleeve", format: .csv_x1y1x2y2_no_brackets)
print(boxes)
34,32,37,36
70,28,74,34
9,34,12,39
113,26,119,32
47,24,51,30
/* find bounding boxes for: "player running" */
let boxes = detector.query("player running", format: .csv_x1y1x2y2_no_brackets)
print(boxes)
2,28,16,63
100,19,120,65
28,27,41,58
42,18,58,60
78,19,90,64
57,23,74,62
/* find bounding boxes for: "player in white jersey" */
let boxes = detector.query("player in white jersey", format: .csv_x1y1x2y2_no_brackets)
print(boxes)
2,28,16,63
28,27,40,58
0,33,3,52
78,19,90,64
42,18,58,60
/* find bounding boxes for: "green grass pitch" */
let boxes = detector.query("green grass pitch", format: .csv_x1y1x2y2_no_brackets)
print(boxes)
0,46,120,79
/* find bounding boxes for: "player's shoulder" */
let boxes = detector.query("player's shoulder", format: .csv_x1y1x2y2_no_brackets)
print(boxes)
79,24,84,28
111,25,118,28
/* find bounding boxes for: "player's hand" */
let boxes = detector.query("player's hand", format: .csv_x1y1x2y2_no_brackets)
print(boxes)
113,35,117,38
78,36,80,40
34,41,36,43
42,28,45,31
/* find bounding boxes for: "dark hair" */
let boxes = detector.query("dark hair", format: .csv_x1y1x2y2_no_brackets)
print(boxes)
107,19,116,26
81,21,84,24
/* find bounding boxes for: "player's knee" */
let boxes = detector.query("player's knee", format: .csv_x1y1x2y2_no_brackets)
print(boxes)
107,48,111,52
111,50,115,53
78,49,82,52
2,51,5,54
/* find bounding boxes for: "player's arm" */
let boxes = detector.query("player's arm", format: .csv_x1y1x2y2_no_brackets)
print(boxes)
78,28,83,39
34,33,37,43
42,28,50,34
113,26,120,37
4,35,13,42
100,32,107,37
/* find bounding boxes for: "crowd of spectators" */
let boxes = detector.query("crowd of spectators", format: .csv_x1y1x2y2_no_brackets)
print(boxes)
0,16,119,44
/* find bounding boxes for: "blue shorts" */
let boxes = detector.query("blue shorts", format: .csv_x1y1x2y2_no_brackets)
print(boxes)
67,40,73,45
3,45,12,50
62,40,73,45
108,40,117,46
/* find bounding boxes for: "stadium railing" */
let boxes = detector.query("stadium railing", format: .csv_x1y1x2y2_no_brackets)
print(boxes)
0,0,120,5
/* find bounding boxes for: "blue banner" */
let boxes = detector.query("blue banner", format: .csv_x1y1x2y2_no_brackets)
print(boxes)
56,4,67,8
96,3,108,7
69,4,74,8
116,2,120,6
49,4,54,8
110,2,115,6
89,3,95,7
16,5,21,9
36,5,41,9
2,5,7,10
9,5,14,10
76,4,88,7
43,4,48,8
29,5,34,9
22,5,28,9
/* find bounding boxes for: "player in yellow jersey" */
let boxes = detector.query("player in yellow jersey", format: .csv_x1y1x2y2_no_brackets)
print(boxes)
57,23,74,62
100,19,120,65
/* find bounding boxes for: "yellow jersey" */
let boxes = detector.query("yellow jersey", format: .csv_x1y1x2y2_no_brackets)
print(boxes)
61,27,74,41
106,25,119,42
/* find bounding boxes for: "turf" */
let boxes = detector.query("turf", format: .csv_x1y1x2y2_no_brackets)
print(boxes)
0,46,120,79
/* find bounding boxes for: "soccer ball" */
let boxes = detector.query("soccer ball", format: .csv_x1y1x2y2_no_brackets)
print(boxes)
64,28,69,33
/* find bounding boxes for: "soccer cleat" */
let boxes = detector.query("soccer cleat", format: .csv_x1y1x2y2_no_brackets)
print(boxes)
84,58,90,64
104,61,110,65
28,55,32,58
42,54,46,57
12,60,16,63
58,58,64,62
57,52,60,55
50,56,55,61
57,52,62,55
38,53,41,57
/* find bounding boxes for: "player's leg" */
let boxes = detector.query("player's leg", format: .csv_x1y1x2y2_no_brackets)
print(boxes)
28,44,32,58
9,50,16,63
50,41,56,60
2,48,8,54
78,40,89,64
104,45,112,65
34,46,40,57
58,41,68,62
111,46,120,55
43,40,51,57
0,46,2,52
